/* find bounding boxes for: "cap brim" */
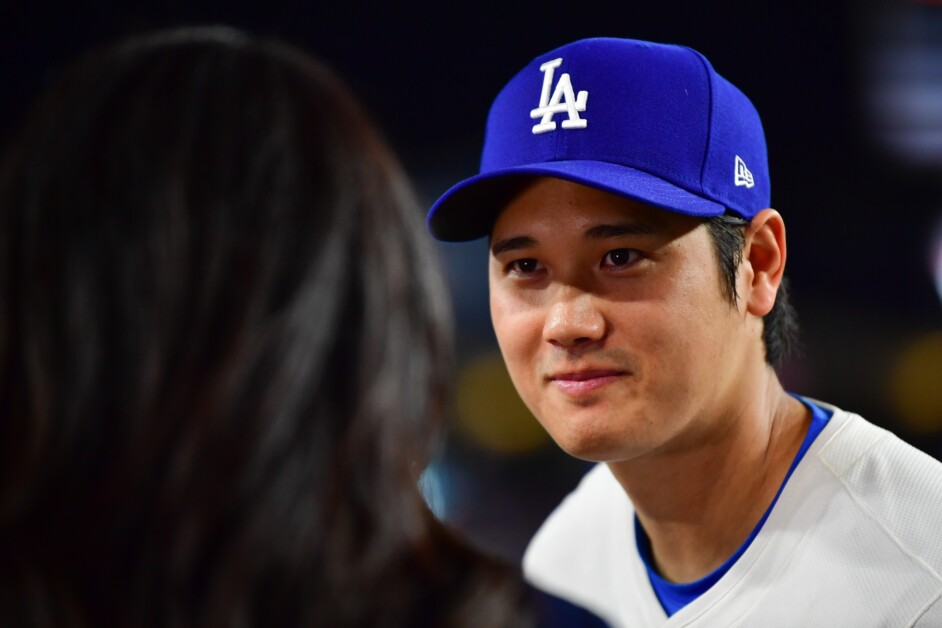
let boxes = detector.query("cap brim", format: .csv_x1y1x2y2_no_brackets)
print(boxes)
427,160,726,242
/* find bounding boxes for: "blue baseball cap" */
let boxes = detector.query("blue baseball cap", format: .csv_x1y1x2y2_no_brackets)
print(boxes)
427,37,770,242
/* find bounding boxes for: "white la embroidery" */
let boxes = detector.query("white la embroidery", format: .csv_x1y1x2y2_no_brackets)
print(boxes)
734,155,755,188
530,58,588,135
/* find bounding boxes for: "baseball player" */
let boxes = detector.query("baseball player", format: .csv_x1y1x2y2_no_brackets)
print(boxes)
426,37,942,626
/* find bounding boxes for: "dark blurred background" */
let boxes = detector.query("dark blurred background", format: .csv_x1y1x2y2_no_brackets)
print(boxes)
4,0,942,564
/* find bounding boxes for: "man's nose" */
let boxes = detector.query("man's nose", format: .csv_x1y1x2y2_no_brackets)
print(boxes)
542,288,606,349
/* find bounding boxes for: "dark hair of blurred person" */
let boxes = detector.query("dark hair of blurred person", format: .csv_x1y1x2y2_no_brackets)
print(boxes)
0,26,606,627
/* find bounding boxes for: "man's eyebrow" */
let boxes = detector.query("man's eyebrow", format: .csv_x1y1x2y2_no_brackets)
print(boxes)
491,223,656,255
491,235,537,256
585,223,656,239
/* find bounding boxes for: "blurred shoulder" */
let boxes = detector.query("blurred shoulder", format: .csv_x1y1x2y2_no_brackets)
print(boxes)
524,585,611,627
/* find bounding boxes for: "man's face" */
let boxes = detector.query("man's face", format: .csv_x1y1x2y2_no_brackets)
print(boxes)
488,177,756,463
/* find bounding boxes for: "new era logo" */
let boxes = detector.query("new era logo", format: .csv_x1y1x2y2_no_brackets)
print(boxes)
734,155,755,188
530,57,588,135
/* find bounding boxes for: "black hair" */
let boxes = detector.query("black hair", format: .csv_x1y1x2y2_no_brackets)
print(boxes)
705,214,799,367
0,26,541,627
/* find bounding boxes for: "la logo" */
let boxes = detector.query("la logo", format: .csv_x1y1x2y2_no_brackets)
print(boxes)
530,58,588,135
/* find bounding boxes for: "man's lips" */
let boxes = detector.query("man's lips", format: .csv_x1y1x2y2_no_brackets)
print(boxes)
546,369,628,395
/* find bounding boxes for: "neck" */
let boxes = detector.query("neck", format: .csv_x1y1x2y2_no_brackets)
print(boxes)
608,371,810,583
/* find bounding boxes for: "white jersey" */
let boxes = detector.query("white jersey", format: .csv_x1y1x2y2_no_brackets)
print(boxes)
523,404,942,627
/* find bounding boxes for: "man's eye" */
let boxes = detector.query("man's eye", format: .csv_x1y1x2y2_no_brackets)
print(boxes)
508,258,543,274
601,248,639,268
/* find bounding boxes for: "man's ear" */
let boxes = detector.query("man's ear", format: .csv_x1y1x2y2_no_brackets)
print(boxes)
743,208,787,317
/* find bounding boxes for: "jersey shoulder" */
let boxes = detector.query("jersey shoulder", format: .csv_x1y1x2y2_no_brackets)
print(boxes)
522,463,635,625
816,407,942,572
523,463,625,567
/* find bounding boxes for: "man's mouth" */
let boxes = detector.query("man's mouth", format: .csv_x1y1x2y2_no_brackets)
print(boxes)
546,369,628,395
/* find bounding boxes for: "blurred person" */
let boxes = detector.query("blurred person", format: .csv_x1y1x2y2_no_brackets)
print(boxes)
0,26,606,627
428,37,942,626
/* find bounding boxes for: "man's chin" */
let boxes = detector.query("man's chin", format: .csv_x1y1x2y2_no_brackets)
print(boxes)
550,431,634,463
538,406,640,462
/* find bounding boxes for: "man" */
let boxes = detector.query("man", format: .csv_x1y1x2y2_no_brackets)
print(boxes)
426,38,942,626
